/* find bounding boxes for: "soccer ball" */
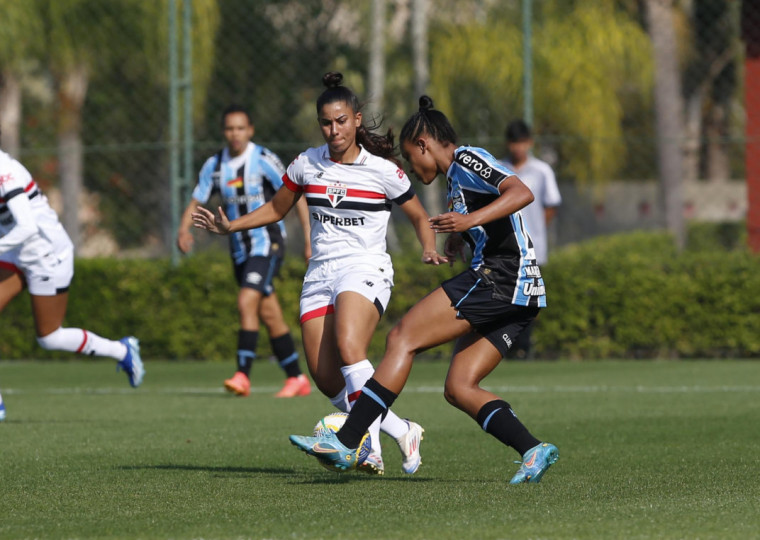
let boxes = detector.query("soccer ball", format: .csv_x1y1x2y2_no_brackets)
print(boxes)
312,412,372,472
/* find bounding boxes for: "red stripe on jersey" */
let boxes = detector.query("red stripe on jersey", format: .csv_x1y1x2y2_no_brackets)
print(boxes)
304,185,385,199
76,330,88,353
347,390,362,404
282,173,302,192
0,261,23,276
0,180,37,203
300,304,335,323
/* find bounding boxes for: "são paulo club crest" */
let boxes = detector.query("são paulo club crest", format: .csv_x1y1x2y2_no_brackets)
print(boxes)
326,185,347,207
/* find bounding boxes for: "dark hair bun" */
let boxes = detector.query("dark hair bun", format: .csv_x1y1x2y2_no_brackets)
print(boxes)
418,95,434,111
322,72,343,89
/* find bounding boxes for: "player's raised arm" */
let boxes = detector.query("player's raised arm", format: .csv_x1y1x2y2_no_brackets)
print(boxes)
192,185,300,235
429,175,534,234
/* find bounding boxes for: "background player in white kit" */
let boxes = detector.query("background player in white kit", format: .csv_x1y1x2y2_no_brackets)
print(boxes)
193,72,447,475
0,146,144,420
178,105,312,399
500,119,562,359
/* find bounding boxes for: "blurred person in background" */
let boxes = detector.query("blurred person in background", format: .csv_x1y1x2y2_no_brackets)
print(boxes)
500,119,561,359
178,104,312,399
0,144,144,422
192,72,446,475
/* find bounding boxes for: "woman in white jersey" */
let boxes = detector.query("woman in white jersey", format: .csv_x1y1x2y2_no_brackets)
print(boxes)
0,147,144,421
193,72,447,475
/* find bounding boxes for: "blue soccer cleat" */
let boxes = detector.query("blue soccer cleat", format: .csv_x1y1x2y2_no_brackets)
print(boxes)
289,431,359,471
509,442,559,484
0,397,6,422
117,336,145,388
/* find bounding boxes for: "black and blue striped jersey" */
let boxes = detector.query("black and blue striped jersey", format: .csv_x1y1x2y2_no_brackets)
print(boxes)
446,146,547,308
192,142,286,264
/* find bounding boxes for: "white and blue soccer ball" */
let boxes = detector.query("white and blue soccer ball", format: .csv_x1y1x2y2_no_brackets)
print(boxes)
312,412,371,471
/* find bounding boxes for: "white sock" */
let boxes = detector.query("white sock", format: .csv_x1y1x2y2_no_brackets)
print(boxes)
379,410,410,440
338,359,411,439
329,388,349,413
37,327,128,360
341,360,382,455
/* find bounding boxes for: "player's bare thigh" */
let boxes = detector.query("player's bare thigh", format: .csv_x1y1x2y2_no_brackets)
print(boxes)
0,267,24,311
374,287,472,394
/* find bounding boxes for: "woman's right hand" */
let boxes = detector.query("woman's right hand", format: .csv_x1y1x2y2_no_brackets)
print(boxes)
192,206,231,235
444,233,468,267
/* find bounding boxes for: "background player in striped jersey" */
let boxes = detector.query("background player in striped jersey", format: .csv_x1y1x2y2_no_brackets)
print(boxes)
193,72,447,475
178,105,312,398
0,147,144,415
290,96,559,484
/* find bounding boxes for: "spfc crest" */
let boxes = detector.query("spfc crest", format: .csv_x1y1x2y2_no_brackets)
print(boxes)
326,185,347,207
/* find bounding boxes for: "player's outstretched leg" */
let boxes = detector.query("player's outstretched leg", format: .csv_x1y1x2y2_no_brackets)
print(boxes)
509,442,559,484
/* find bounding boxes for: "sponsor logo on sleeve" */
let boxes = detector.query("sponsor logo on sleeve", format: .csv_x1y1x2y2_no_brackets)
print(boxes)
456,150,507,184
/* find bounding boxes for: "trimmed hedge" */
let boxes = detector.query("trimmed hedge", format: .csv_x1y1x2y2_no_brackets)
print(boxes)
537,231,760,359
1,231,758,360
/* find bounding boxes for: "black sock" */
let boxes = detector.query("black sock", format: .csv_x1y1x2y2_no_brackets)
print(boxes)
237,330,258,377
337,378,398,449
270,333,302,378
476,399,540,456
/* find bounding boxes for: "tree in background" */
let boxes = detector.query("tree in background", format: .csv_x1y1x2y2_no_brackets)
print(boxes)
428,1,653,185
0,0,43,158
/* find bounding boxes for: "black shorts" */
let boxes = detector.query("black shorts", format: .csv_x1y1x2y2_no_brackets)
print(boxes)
442,268,540,357
233,253,284,295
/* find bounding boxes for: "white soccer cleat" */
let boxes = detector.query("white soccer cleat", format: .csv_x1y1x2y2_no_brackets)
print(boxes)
357,451,385,475
395,420,424,474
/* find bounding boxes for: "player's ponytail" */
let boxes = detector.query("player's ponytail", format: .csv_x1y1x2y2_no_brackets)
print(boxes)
400,95,458,145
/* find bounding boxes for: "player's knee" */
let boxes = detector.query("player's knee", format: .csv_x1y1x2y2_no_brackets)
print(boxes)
386,324,417,355
443,379,460,407
336,340,366,365
36,327,64,350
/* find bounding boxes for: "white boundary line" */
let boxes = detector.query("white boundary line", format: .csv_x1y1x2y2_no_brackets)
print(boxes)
2,384,760,395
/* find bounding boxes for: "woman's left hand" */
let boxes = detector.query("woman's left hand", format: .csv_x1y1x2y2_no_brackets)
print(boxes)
429,212,472,233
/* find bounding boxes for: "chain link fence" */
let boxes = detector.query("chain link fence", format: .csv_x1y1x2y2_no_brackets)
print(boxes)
0,0,753,259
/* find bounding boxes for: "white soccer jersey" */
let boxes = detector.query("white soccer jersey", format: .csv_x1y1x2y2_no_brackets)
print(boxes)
0,151,72,257
283,144,415,267
0,151,74,294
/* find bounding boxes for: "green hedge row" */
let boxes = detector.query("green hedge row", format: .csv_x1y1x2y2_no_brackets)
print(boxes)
2,230,758,360
538,231,760,359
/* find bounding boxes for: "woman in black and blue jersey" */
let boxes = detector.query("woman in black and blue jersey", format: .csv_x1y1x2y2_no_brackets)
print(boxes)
290,96,559,484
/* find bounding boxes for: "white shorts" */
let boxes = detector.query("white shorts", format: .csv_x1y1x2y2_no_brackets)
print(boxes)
0,244,74,296
300,257,394,324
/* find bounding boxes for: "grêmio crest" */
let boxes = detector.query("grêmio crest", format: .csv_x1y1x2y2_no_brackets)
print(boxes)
326,185,347,207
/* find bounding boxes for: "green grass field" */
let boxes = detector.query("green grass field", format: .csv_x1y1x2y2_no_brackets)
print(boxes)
1,359,758,539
